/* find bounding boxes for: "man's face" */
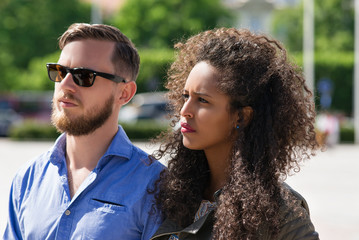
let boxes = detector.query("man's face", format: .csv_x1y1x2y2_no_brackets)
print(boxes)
51,39,119,136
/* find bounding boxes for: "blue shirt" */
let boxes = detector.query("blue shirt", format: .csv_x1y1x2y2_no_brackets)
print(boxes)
4,126,164,240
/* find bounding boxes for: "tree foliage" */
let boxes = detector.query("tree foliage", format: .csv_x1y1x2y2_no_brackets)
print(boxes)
272,6,303,52
0,0,91,68
272,0,354,52
109,0,234,48
0,0,91,91
315,0,354,52
271,0,354,115
0,0,234,92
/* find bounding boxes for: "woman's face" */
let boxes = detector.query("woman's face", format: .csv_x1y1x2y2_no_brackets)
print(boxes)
180,61,238,154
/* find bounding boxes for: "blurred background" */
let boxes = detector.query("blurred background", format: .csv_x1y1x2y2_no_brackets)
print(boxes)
0,0,358,239
0,0,357,142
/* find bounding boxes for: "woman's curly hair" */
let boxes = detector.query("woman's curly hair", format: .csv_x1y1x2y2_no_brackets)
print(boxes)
152,28,319,239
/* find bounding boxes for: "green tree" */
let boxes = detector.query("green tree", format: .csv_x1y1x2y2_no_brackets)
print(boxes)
16,51,61,91
315,0,354,52
272,6,303,52
109,0,234,48
0,0,91,91
1,0,234,92
271,0,355,115
272,0,354,52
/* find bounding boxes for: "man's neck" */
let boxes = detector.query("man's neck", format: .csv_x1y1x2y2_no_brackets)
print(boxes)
65,122,118,198
65,122,118,171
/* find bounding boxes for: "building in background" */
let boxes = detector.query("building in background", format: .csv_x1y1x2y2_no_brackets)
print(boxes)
222,0,300,33
82,0,301,33
81,0,126,16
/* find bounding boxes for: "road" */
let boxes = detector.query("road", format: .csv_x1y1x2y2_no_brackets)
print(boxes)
0,138,358,239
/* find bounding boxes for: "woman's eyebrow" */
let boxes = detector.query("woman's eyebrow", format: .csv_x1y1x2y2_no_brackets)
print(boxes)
183,89,213,98
194,92,212,98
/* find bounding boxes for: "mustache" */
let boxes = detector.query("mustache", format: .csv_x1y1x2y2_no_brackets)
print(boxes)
53,92,81,105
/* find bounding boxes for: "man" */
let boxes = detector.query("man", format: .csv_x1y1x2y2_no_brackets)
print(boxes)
4,23,164,240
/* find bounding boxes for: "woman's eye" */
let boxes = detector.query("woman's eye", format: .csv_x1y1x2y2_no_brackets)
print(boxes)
182,93,189,101
199,97,208,103
182,93,208,103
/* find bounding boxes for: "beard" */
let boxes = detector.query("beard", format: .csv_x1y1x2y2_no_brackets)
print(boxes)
51,93,115,136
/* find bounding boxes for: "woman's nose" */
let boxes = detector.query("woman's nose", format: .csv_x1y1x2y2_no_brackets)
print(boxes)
180,99,194,118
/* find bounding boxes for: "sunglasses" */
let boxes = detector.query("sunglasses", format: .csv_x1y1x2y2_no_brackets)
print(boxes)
46,63,126,87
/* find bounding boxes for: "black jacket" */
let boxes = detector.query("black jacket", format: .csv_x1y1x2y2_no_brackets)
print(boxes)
150,184,319,240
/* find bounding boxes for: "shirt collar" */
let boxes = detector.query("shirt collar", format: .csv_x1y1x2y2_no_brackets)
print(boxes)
213,189,222,202
48,133,66,165
102,125,133,160
48,125,134,169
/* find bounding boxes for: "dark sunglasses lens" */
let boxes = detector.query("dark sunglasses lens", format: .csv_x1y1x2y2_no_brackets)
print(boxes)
72,69,94,87
48,65,65,82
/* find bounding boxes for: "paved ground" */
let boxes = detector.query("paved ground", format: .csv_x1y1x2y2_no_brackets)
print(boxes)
0,138,358,239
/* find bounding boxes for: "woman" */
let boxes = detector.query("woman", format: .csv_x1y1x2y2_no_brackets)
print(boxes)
151,28,320,239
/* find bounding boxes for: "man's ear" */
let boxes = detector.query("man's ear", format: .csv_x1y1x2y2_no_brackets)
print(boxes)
116,81,137,106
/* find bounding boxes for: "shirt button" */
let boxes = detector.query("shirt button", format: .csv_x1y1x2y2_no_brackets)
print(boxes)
65,210,71,216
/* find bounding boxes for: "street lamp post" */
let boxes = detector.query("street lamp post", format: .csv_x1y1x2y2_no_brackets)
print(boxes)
303,0,314,93
354,0,359,144
91,0,102,24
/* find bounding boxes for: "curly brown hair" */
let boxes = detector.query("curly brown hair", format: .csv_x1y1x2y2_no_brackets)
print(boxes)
152,28,319,239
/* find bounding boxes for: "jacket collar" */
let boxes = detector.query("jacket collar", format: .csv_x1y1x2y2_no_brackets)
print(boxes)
150,209,215,239
150,190,221,239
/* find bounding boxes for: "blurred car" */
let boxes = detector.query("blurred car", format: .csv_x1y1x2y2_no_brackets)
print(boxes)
0,108,23,136
119,91,171,124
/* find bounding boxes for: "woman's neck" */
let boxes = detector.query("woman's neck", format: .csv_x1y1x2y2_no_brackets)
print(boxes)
203,146,232,201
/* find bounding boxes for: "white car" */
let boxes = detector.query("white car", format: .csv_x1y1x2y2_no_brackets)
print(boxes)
119,91,170,124
0,108,23,136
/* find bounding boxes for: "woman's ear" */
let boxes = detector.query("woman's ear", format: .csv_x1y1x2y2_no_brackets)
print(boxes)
236,106,253,128
242,106,253,126
116,81,137,106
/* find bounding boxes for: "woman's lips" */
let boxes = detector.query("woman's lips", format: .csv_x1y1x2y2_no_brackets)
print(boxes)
180,122,196,133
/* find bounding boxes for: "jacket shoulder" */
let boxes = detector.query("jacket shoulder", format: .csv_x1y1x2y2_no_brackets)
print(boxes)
282,182,311,214
274,183,319,240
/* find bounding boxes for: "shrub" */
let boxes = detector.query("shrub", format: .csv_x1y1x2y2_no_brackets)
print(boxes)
292,51,354,115
9,120,168,141
9,121,60,140
120,120,169,140
136,48,174,93
340,126,355,143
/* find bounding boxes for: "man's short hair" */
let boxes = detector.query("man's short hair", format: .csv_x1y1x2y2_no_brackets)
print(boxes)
59,23,140,82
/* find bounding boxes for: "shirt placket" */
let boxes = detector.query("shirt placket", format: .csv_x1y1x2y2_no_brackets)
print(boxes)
55,170,98,239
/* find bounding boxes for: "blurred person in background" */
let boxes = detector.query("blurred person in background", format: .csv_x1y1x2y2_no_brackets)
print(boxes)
4,23,164,240
151,28,320,239
316,111,340,147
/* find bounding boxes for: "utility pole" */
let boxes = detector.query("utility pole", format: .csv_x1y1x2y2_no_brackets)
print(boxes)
354,0,359,143
91,0,102,24
303,0,314,93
